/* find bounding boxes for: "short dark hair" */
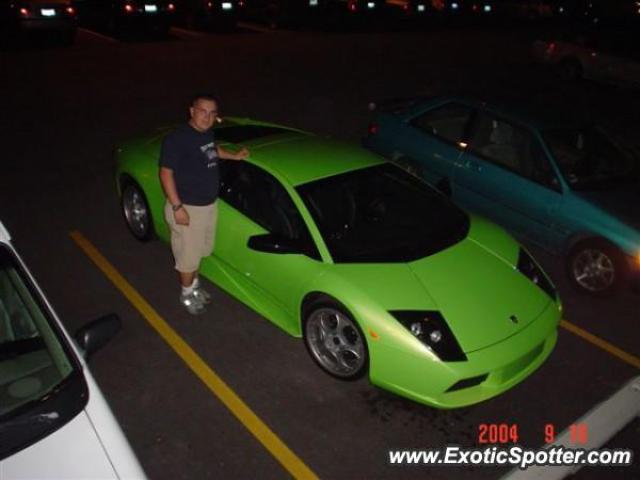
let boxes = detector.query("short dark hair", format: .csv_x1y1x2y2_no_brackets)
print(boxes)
190,93,217,106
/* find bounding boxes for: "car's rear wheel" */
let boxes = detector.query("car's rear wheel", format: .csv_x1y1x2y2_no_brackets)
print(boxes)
566,239,626,296
303,300,368,380
121,181,153,241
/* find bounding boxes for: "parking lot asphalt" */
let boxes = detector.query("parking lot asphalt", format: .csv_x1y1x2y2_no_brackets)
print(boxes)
1,20,638,479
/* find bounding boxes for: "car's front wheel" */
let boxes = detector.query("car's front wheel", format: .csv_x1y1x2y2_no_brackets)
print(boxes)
121,181,153,242
566,239,626,296
303,300,368,380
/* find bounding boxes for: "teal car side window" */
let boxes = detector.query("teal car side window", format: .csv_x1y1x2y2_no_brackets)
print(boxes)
542,126,636,190
410,103,473,146
468,113,561,191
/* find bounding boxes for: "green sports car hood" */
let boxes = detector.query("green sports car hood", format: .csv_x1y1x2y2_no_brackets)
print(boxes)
333,217,553,353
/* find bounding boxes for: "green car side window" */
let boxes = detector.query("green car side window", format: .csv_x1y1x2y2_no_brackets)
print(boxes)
220,162,318,254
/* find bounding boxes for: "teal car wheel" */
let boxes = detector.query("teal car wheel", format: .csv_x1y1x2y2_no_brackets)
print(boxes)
568,239,625,295
304,302,368,380
121,182,153,242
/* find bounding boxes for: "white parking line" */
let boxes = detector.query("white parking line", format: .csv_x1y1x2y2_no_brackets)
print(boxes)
78,27,118,43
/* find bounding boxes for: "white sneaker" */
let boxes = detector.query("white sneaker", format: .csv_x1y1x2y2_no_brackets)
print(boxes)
180,292,206,315
192,286,212,305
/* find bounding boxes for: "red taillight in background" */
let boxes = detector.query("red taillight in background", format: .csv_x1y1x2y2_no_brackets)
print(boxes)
546,41,556,55
124,3,134,13
368,122,379,136
348,1,357,12
66,6,76,15
19,7,30,16
238,0,244,6
167,2,175,10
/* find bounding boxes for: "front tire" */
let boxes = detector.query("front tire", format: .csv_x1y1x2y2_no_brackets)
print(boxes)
303,300,368,380
121,181,153,242
566,239,626,296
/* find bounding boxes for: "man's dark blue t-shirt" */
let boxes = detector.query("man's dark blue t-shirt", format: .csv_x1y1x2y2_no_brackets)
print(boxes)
159,124,220,206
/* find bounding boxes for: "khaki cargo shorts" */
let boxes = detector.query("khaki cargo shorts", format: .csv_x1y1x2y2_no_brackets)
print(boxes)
164,201,218,273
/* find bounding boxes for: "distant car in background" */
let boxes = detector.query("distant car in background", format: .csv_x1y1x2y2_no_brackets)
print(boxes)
384,0,432,22
177,0,239,30
239,0,327,28
76,0,176,36
0,221,146,478
533,28,640,88
0,0,77,44
365,96,640,295
497,0,554,20
442,0,495,17
325,0,384,22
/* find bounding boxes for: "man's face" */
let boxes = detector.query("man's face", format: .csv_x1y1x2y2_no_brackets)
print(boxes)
189,98,218,132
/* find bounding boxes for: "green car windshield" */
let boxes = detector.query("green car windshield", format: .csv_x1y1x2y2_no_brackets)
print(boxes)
543,126,638,190
0,246,87,460
297,163,470,263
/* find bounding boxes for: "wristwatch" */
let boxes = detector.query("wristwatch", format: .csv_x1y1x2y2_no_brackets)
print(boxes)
172,203,183,212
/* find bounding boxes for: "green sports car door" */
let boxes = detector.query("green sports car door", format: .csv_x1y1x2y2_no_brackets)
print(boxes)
208,161,325,336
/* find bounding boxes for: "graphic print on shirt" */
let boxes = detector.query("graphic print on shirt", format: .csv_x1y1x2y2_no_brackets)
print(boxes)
200,141,218,168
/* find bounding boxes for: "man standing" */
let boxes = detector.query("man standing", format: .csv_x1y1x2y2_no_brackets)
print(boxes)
159,93,249,314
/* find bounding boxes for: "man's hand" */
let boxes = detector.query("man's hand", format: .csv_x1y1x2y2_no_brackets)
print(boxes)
218,145,249,161
235,147,249,160
174,207,190,226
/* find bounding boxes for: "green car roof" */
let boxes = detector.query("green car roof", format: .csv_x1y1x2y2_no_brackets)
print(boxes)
246,133,385,186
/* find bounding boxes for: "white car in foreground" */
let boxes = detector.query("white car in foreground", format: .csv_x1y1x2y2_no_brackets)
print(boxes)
0,221,145,479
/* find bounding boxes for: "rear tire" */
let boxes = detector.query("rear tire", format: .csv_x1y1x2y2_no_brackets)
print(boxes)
566,238,626,296
121,181,153,242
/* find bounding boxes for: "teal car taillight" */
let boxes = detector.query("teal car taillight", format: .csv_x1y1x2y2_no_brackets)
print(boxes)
390,311,467,362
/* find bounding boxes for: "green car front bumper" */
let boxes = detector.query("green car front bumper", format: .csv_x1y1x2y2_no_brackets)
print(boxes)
369,298,560,409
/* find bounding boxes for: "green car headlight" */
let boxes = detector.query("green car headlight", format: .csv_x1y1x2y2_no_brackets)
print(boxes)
390,311,467,362
517,249,556,299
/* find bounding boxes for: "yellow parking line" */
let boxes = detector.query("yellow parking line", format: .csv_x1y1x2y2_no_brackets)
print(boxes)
560,320,640,370
70,231,319,480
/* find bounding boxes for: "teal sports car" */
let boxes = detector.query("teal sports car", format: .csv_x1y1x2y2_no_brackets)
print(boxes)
115,118,561,408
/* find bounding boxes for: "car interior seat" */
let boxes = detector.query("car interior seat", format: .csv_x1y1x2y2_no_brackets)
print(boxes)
0,271,37,345
480,121,520,171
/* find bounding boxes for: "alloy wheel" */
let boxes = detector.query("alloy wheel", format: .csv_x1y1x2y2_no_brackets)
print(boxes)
305,307,366,379
571,248,616,293
122,184,151,241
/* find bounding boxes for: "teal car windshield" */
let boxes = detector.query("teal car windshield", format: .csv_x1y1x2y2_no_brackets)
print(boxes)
543,126,638,190
297,163,470,263
0,246,87,460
